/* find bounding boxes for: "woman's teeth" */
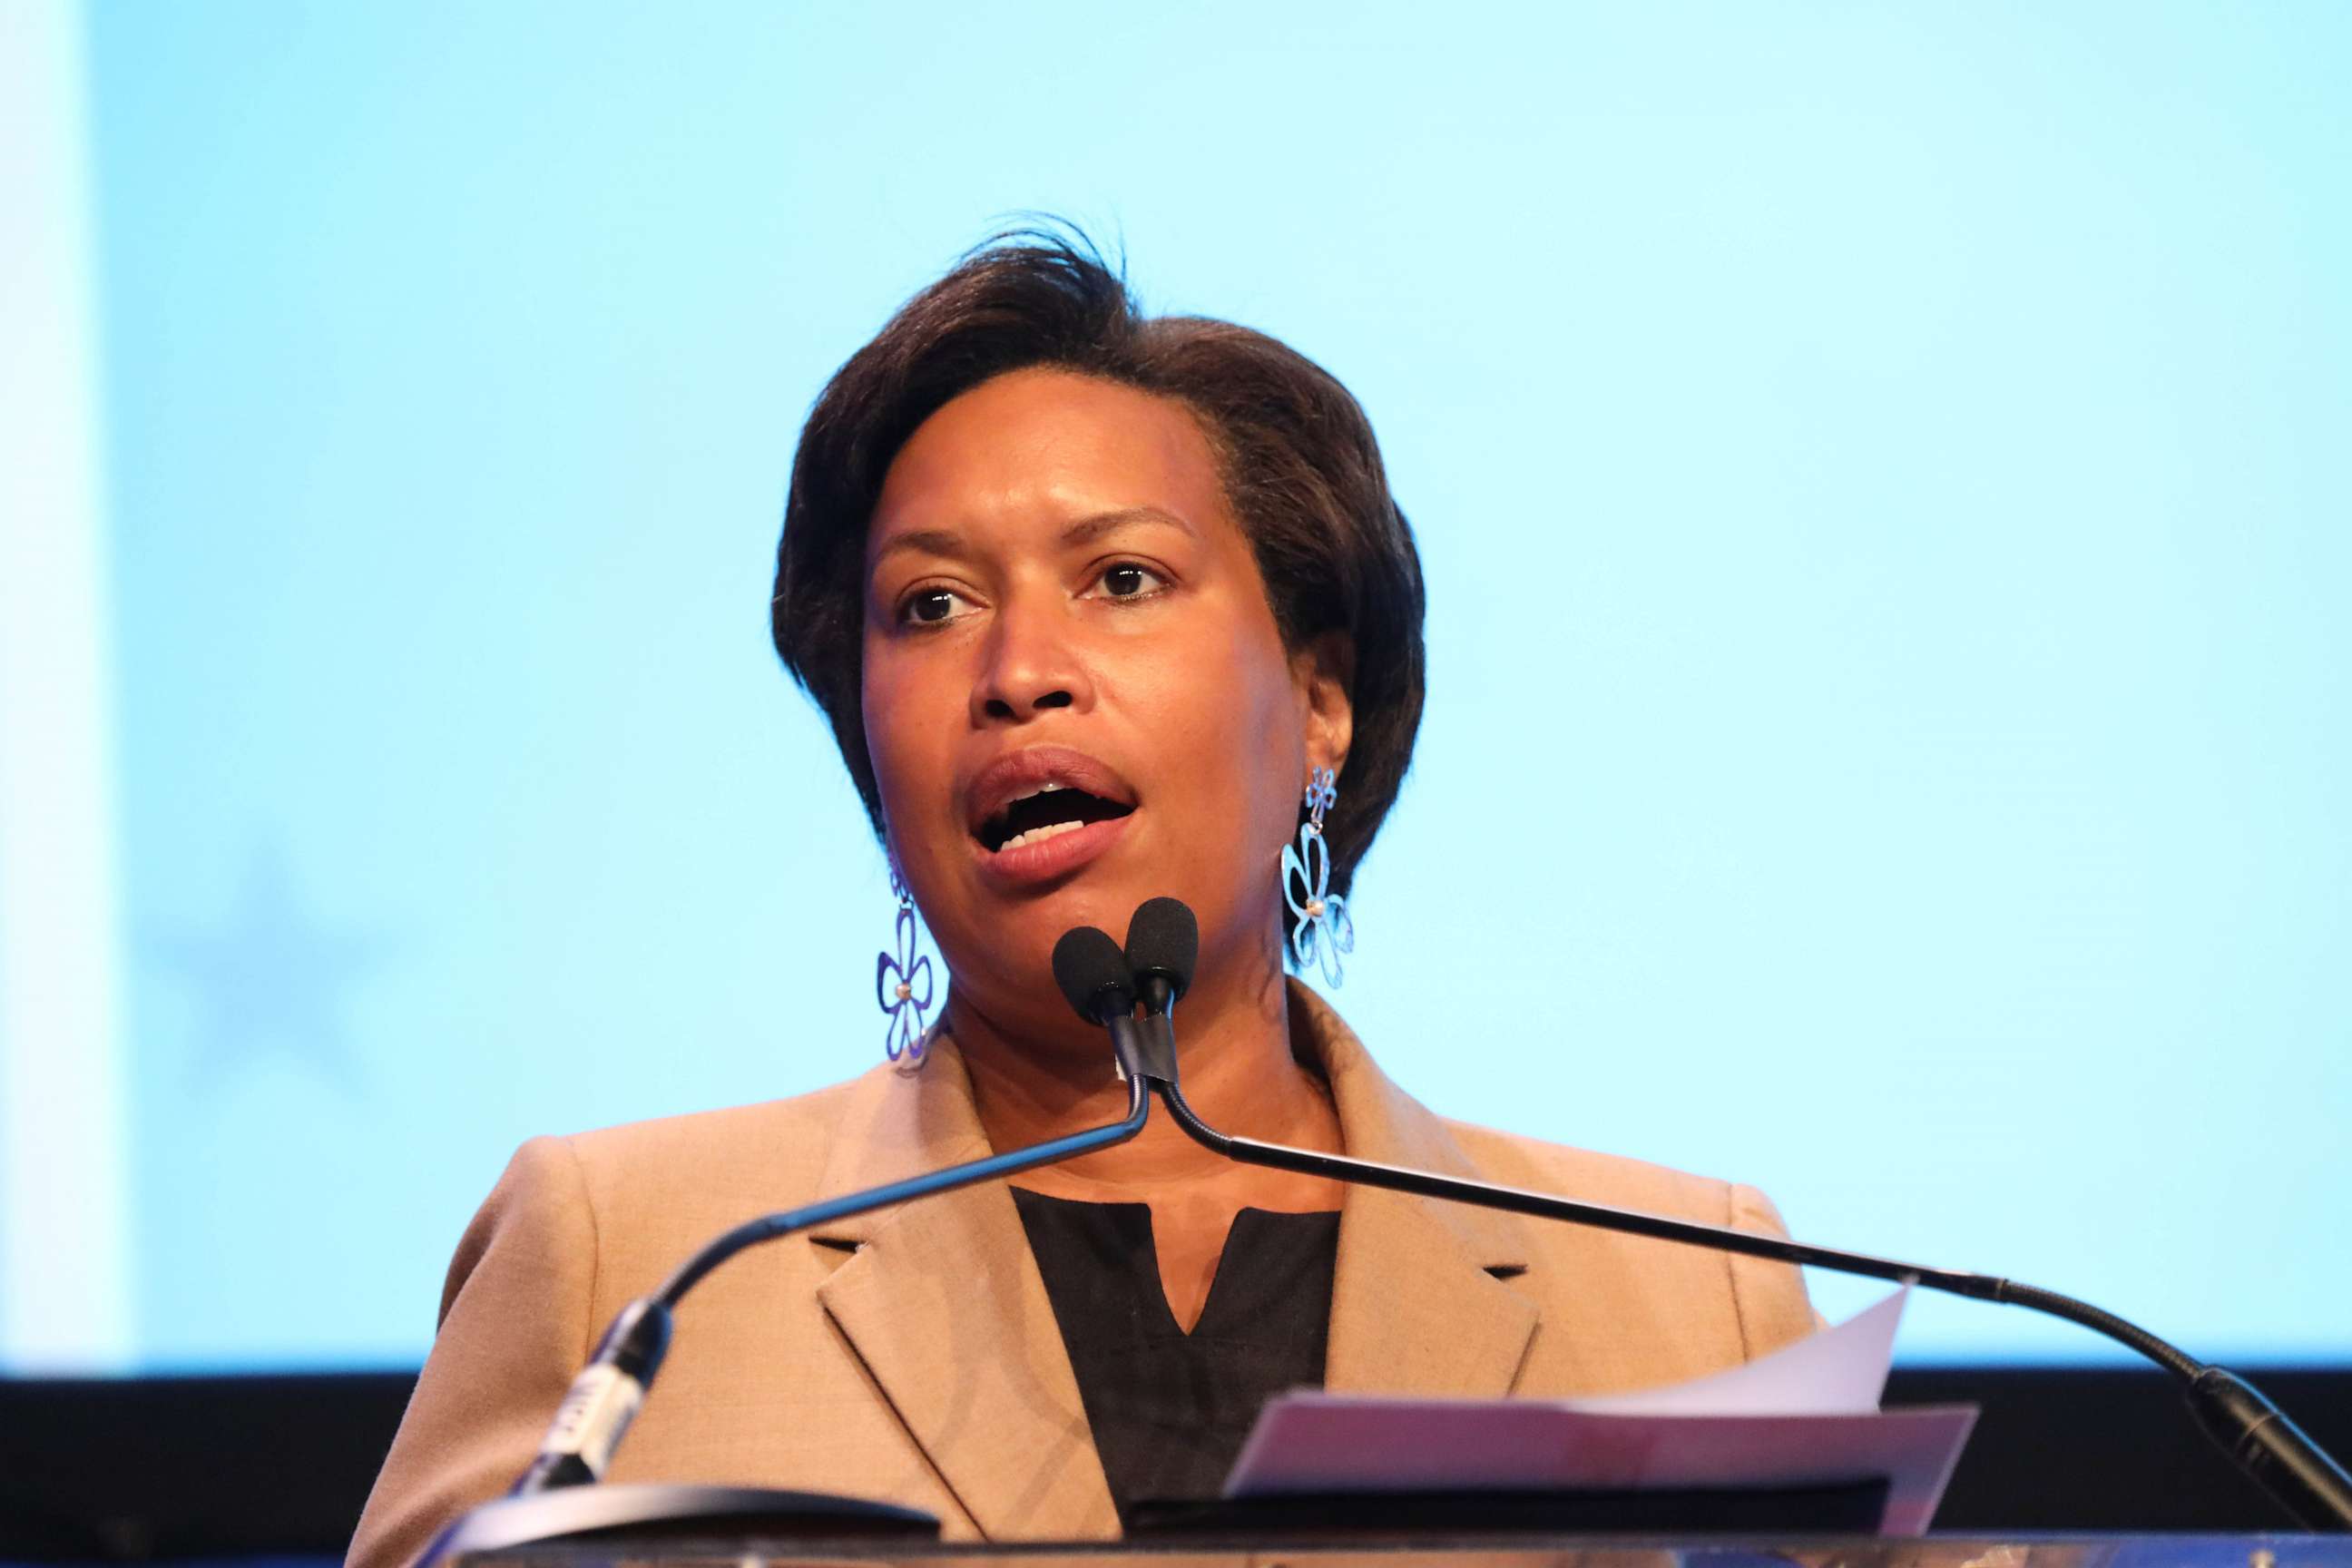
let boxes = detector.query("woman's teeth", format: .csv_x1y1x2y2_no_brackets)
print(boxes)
997,818,1086,852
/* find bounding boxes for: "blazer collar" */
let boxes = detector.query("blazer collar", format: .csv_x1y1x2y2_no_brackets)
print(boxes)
802,984,1542,1538
1290,984,1542,1399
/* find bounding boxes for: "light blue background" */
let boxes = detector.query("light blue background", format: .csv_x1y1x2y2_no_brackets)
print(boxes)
44,0,2352,1367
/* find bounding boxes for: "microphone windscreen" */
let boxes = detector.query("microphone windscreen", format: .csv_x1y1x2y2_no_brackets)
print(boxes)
1124,897,1200,1001
1051,926,1135,1024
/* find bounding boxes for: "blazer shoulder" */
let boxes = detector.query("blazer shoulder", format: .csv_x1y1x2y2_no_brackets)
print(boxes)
1302,981,1790,1240
1437,1117,1758,1222
563,1075,867,1189
529,1073,882,1302
351,1072,894,1568
1438,1117,1817,1359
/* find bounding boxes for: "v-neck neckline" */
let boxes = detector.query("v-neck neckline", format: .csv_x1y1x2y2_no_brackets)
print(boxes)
1008,1191,1338,1339
1142,1201,1267,1340
1006,1187,1345,1523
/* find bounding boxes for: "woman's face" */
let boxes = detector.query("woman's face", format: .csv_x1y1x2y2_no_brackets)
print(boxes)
861,367,1348,1051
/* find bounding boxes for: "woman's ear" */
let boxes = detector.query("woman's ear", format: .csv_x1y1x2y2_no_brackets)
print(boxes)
1294,631,1356,779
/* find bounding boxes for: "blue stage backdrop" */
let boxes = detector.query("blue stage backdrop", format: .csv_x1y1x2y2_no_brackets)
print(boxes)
1,0,2346,1373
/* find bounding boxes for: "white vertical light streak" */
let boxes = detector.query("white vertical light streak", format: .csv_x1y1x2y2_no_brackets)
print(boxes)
0,0,134,1370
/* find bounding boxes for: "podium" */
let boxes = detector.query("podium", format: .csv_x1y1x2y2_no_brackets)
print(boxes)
446,1536,2352,1568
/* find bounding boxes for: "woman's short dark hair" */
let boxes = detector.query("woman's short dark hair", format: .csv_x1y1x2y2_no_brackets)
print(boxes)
771,228,1425,897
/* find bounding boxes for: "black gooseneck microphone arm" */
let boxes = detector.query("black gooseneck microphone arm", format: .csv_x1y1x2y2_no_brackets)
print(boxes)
1115,898,2352,1531
510,930,1155,1497
1152,1067,2352,1528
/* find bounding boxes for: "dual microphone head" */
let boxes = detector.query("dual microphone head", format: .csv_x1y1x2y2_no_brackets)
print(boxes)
1050,896,1200,1030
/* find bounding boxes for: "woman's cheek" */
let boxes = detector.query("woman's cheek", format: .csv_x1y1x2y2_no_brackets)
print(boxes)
1181,652,1304,867
862,659,941,840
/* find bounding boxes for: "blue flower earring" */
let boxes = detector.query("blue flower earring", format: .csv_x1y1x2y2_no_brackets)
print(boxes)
1281,766,1356,986
877,858,936,1068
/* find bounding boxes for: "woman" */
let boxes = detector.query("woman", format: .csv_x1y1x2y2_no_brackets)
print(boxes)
347,232,1814,1568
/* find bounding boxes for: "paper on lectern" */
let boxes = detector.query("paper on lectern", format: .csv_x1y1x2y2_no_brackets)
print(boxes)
1223,1288,1976,1534
1568,1284,1908,1416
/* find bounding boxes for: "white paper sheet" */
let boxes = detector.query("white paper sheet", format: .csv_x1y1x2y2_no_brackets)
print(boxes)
1223,1289,1977,1534
1566,1286,1909,1416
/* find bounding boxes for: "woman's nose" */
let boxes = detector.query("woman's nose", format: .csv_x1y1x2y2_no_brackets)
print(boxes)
971,603,1091,722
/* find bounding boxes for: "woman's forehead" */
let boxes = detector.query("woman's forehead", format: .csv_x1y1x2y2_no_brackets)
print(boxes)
867,368,1230,555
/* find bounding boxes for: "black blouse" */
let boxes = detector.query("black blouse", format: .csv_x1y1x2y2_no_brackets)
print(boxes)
1009,1188,1341,1523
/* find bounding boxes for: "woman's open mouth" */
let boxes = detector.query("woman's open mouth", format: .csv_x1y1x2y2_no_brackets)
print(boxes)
976,783,1133,853
964,747,1138,888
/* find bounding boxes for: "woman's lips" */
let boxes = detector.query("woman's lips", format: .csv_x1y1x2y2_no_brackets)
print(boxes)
972,808,1132,890
961,744,1139,891
964,745,1137,835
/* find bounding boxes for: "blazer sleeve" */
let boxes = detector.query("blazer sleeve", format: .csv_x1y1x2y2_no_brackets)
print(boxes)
346,1137,598,1568
1725,1182,1823,1356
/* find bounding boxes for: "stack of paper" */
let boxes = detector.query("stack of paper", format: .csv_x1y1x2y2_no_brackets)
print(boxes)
1223,1289,1976,1534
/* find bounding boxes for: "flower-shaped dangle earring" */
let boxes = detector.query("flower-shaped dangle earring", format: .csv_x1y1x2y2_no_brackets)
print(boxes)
876,858,936,1069
1281,766,1356,986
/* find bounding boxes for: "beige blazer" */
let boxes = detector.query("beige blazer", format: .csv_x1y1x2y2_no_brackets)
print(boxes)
348,985,1813,1568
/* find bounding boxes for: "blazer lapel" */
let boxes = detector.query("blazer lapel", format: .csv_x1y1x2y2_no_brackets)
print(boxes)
806,1037,1119,1541
799,986,1536,1535
1297,985,1543,1398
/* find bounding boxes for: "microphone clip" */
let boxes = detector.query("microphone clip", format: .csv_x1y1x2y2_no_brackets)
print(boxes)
1106,1008,1179,1086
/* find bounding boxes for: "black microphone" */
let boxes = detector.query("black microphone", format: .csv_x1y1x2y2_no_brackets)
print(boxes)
1051,923,1136,1024
1121,897,1196,1084
500,927,1156,1502
1132,897,2352,1531
1049,924,1160,1084
1125,896,1199,1018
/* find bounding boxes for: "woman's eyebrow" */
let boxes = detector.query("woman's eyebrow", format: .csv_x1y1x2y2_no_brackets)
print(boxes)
1060,505,1196,544
872,507,1196,570
869,527,969,570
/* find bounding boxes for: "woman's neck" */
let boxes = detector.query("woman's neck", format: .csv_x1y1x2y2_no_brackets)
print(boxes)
941,957,1342,1193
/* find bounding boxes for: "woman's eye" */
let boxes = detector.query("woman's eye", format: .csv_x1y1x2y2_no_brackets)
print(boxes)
1090,563,1169,601
899,587,975,627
